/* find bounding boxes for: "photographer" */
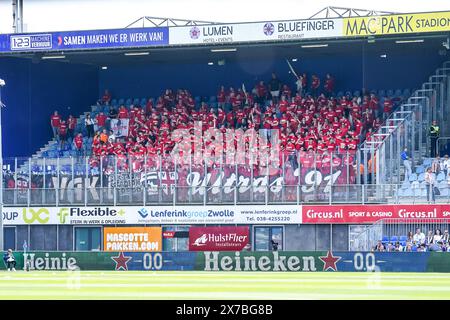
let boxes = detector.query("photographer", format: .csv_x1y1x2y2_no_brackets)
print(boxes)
3,249,16,271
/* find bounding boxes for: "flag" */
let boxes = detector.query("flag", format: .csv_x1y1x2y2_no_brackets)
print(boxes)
242,83,249,105
110,119,130,137
286,59,299,79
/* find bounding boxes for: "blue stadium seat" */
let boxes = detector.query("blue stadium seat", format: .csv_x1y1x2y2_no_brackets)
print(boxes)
42,151,48,157
409,173,417,182
423,158,432,167
412,245,418,252
400,236,407,242
336,91,344,98
382,236,389,243
401,180,410,189
353,90,360,97
403,188,413,197
378,89,386,97
437,172,446,182
118,98,125,106
140,98,147,106
401,241,406,247
111,99,117,106
394,89,403,97
415,166,425,174
390,236,398,242
386,89,394,97
403,88,411,97
417,173,425,183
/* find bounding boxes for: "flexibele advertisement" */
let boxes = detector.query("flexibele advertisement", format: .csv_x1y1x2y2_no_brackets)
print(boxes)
189,226,250,251
2,205,301,225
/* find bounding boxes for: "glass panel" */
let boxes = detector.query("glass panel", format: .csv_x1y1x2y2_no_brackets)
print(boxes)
3,227,15,251
254,227,269,251
90,228,101,251
75,228,89,251
271,227,283,251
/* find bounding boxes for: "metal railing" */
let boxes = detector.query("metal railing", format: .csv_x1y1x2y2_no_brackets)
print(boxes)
4,183,450,206
351,218,450,251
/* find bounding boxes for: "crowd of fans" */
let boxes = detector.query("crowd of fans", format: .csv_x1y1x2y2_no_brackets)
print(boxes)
49,72,399,169
373,228,450,252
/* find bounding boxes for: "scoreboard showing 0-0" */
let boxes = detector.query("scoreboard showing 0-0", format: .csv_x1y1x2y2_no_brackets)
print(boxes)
10,34,52,51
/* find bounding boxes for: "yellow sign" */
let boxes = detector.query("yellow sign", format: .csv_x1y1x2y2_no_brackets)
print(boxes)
344,11,450,36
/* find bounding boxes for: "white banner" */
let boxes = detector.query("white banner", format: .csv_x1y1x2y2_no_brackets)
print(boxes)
169,19,342,45
2,205,302,225
110,119,129,137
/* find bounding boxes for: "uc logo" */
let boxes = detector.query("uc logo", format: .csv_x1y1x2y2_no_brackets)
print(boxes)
22,208,50,224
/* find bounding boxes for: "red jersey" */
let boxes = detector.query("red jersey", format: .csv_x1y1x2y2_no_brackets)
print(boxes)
51,114,61,127
96,114,107,127
67,117,77,130
74,136,83,149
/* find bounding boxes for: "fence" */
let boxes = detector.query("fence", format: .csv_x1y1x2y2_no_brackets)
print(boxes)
351,218,450,251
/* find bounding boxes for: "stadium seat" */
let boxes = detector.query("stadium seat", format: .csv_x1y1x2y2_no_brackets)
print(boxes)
401,241,406,247
403,188,413,197
417,173,425,183
409,173,418,182
394,89,403,97
140,98,147,106
386,89,394,97
403,88,411,97
437,172,446,182
111,99,117,106
353,90,360,97
399,236,407,242
412,246,418,252
390,236,398,242
415,166,425,174
133,98,140,105
118,98,125,106
378,89,386,97
401,180,410,189
336,91,344,98
423,158,432,167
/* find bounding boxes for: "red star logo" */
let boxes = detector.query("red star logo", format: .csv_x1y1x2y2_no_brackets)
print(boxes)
319,250,341,271
111,252,132,271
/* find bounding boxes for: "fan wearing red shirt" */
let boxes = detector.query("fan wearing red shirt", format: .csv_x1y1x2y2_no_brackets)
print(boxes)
324,74,335,97
279,95,289,113
95,112,108,132
118,106,129,119
50,111,61,138
101,89,111,105
74,133,84,157
311,75,320,98
383,97,393,120
256,81,267,104
67,115,77,139
58,120,68,148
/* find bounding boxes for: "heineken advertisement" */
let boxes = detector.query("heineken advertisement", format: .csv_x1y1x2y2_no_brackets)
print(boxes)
1,251,448,272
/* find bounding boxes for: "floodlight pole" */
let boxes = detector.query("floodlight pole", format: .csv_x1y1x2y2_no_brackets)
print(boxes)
0,80,4,251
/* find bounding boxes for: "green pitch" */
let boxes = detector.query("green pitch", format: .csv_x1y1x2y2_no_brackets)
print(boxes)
1,271,450,300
